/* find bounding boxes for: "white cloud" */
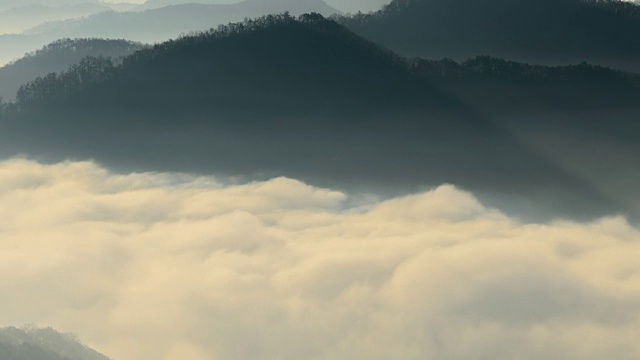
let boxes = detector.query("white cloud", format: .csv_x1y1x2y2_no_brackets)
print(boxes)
0,159,639,360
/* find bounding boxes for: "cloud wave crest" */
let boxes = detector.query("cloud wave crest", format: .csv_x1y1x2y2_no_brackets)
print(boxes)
0,159,639,360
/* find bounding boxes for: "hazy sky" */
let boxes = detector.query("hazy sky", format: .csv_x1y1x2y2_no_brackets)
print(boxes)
102,0,393,13
0,159,638,360
0,0,391,13
330,0,389,12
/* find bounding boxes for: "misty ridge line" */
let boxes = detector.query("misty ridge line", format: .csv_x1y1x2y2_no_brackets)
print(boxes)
1,11,640,223
0,38,146,102
4,12,640,109
3,0,640,70
0,0,342,65
339,0,640,72
2,0,640,80
2,0,640,104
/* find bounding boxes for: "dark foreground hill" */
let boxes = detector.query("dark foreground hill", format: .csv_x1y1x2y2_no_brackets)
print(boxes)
0,38,145,101
339,0,640,72
2,13,640,221
0,326,109,360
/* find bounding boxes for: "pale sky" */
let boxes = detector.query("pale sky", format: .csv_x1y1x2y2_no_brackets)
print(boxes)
101,0,393,13
0,0,392,13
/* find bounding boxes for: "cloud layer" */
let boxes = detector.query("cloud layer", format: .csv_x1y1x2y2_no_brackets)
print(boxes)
0,159,639,360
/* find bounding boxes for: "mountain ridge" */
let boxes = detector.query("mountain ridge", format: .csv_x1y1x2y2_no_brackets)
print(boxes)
23,0,340,42
0,38,145,101
2,14,639,221
338,0,640,72
0,0,339,66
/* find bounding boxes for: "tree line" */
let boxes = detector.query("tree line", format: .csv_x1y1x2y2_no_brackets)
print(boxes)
2,12,640,120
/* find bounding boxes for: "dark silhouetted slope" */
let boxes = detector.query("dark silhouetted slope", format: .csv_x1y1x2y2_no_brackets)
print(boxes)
0,38,145,101
2,14,640,222
339,0,640,72
12,13,419,116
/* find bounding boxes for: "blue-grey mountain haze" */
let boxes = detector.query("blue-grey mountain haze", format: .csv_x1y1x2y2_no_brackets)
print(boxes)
0,0,345,65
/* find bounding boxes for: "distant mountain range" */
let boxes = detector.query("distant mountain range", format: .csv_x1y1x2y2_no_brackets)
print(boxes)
0,326,109,360
2,14,639,221
23,0,339,42
339,0,640,72
0,0,338,66
0,3,110,34
0,1,138,33
0,38,144,101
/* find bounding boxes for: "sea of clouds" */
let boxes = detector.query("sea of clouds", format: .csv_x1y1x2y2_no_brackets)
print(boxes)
0,159,639,360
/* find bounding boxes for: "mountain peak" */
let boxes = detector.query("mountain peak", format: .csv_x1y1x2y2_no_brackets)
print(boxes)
339,0,640,72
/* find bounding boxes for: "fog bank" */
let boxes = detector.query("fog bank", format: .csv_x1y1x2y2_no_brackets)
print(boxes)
0,159,638,360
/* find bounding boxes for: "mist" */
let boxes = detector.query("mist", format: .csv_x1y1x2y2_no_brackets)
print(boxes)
1,2,639,359
132,0,392,13
1,159,639,360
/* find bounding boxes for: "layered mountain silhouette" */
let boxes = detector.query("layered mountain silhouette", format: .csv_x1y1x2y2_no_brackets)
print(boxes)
0,0,338,66
0,3,111,34
0,2,139,65
1,14,639,221
0,326,109,360
0,38,144,101
339,0,640,72
22,0,340,42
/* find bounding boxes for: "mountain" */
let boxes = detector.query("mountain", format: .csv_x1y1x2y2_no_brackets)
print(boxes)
0,3,110,34
22,0,340,43
0,0,337,66
339,0,640,72
2,14,640,221
136,0,339,12
0,2,139,66
0,38,145,101
0,326,109,360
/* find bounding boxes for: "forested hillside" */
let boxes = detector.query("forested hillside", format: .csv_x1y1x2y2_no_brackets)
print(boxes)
339,0,640,72
2,14,639,221
0,38,145,101
9,13,421,116
0,0,338,66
